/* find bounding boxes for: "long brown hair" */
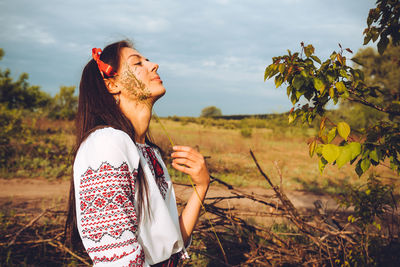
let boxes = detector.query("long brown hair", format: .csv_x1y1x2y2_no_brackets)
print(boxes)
65,40,152,249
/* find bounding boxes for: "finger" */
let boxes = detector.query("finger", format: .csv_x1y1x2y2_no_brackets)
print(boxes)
172,146,202,160
171,162,191,175
171,151,200,161
173,146,197,153
172,158,195,168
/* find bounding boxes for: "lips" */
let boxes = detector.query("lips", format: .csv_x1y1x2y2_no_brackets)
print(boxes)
151,76,162,82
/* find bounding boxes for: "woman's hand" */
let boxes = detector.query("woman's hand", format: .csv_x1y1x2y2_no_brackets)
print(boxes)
171,146,210,188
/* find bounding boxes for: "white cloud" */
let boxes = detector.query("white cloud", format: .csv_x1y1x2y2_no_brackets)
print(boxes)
0,19,56,45
202,60,216,67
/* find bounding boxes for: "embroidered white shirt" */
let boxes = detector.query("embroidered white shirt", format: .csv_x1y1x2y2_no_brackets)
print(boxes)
74,128,189,266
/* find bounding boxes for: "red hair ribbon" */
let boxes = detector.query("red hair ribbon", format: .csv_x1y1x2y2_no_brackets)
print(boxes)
92,48,117,77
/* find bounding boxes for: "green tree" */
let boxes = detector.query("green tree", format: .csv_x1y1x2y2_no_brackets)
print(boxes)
352,43,400,101
263,1,400,264
363,0,400,55
200,106,222,117
264,42,399,177
48,86,78,120
337,42,400,130
0,49,51,110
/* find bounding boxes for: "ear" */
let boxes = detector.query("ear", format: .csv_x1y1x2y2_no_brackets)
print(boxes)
104,77,120,94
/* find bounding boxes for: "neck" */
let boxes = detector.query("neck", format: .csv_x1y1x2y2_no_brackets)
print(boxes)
120,100,153,144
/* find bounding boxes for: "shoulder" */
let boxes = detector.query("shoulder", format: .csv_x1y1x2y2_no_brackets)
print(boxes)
74,127,140,174
83,127,132,148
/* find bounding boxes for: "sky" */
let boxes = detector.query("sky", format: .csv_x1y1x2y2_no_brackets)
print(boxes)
0,0,376,117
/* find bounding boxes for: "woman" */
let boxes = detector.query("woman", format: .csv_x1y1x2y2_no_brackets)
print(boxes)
66,40,210,266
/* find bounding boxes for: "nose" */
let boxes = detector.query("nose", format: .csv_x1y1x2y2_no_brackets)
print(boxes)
151,62,159,72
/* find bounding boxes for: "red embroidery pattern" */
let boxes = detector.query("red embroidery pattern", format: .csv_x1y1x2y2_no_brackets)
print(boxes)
93,245,145,265
87,238,138,253
137,144,168,199
125,250,145,266
79,162,145,265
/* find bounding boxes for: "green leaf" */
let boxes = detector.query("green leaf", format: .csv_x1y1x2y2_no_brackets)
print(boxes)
319,117,326,136
339,69,348,79
290,93,297,105
329,86,335,99
367,14,373,27
268,64,279,79
362,148,369,159
333,95,338,105
363,32,372,45
330,52,337,61
348,215,354,222
295,90,303,99
278,63,285,74
370,149,379,163
304,44,315,57
342,90,349,99
336,81,346,93
377,35,389,55
355,160,364,177
275,75,283,88
373,221,381,231
315,144,323,156
327,127,337,143
348,142,361,160
361,158,371,173
309,140,317,157
322,144,340,163
264,65,272,81
336,145,352,168
292,75,304,90
372,28,379,42
311,55,321,64
288,113,295,124
314,78,325,93
286,86,291,97
326,71,336,83
318,157,327,174
320,135,328,144
337,122,351,141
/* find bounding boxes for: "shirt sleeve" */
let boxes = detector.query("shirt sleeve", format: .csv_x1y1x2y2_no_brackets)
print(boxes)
74,128,147,267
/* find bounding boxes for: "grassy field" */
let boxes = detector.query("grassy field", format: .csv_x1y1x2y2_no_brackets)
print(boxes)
1,113,398,195
150,118,400,195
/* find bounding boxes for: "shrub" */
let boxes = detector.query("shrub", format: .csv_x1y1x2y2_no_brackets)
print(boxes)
240,127,252,138
200,106,222,117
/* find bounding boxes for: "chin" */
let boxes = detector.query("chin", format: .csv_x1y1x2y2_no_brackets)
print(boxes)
150,88,166,103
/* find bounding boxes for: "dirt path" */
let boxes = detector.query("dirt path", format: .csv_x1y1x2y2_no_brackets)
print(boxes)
0,178,340,218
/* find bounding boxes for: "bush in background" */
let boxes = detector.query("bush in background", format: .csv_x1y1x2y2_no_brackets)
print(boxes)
200,105,222,117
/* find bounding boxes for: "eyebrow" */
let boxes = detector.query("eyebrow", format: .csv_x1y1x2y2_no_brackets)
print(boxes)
127,54,150,61
127,54,141,59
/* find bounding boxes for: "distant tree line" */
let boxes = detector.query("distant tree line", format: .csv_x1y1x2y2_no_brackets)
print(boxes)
0,48,77,121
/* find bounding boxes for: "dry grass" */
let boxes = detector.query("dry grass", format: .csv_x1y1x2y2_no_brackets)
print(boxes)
150,118,400,194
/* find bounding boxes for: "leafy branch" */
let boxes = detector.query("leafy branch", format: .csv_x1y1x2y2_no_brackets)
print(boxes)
264,42,400,177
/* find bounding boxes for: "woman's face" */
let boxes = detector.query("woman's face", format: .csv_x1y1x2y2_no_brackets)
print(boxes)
116,47,165,102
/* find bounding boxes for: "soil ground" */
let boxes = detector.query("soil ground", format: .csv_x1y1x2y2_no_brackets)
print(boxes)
0,178,341,223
